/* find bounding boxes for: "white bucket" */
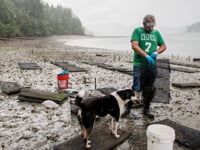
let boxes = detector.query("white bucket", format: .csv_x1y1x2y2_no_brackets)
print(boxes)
147,124,175,150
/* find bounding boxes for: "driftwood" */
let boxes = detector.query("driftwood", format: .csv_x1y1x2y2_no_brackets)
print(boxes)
172,82,200,88
156,60,199,73
15,37,35,40
157,65,198,73
0,38,9,41
157,59,200,68
170,66,198,73
128,59,200,73
129,59,200,68
170,60,200,68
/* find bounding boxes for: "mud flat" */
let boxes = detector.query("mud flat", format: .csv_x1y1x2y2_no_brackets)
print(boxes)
0,35,199,150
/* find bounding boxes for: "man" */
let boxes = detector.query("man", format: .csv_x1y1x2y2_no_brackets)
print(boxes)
130,15,166,118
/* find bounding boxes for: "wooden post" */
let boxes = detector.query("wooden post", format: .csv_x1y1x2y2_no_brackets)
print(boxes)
94,77,97,89
83,76,86,85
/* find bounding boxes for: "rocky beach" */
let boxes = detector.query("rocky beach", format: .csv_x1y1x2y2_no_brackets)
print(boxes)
0,35,199,150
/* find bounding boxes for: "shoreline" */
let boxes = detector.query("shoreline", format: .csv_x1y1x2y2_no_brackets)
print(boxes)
0,35,199,150
61,35,199,60
0,35,198,61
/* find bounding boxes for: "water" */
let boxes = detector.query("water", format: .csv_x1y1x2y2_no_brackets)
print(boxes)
65,32,200,58
66,36,131,51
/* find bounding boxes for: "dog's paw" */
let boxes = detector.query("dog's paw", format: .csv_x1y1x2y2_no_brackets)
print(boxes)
114,134,120,138
85,140,91,148
86,145,91,149
88,140,91,144
86,143,91,148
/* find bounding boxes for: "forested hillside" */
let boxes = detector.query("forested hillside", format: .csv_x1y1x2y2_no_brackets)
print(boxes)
187,21,200,32
0,0,85,37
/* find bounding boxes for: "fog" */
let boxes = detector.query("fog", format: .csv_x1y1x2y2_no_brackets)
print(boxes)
43,0,200,36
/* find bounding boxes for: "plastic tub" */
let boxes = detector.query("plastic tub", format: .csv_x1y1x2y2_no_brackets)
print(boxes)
147,124,175,150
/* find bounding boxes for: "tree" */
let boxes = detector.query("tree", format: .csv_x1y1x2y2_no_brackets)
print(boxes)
71,17,85,35
0,0,85,37
0,0,13,24
187,22,200,32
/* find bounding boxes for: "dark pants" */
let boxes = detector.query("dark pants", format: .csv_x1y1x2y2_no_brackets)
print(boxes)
131,65,157,116
132,65,157,92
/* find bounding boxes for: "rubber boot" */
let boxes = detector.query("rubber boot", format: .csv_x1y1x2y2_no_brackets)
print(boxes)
142,87,156,119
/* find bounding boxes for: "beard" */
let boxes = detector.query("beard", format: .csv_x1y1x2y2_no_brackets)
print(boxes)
144,26,154,33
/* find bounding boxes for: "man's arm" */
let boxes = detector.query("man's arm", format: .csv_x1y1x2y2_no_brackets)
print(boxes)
156,44,167,54
131,40,148,57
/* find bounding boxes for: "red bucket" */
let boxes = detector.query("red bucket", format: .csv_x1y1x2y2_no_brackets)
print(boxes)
57,72,69,90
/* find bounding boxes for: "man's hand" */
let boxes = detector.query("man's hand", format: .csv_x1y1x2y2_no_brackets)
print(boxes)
145,55,155,64
150,52,158,59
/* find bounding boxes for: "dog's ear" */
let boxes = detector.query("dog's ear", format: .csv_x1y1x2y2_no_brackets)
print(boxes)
126,89,133,98
117,89,132,100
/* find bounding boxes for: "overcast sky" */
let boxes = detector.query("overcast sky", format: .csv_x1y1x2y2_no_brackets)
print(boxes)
43,0,200,36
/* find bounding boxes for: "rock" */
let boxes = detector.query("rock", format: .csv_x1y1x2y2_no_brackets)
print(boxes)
16,131,33,142
175,100,182,104
119,140,130,149
42,100,59,109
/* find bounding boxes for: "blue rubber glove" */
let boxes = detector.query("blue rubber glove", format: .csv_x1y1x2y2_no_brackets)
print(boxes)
145,55,155,64
150,52,158,59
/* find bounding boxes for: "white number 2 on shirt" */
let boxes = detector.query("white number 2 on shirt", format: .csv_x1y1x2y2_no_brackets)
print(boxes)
145,42,151,53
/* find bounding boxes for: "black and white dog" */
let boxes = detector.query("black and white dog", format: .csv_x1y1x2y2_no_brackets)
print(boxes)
75,89,133,148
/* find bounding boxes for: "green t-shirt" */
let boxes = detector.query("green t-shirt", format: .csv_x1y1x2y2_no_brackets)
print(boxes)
130,27,165,66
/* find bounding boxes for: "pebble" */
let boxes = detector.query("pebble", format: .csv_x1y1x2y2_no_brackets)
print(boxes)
42,100,59,109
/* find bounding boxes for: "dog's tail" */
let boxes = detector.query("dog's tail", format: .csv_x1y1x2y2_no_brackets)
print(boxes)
75,90,86,108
